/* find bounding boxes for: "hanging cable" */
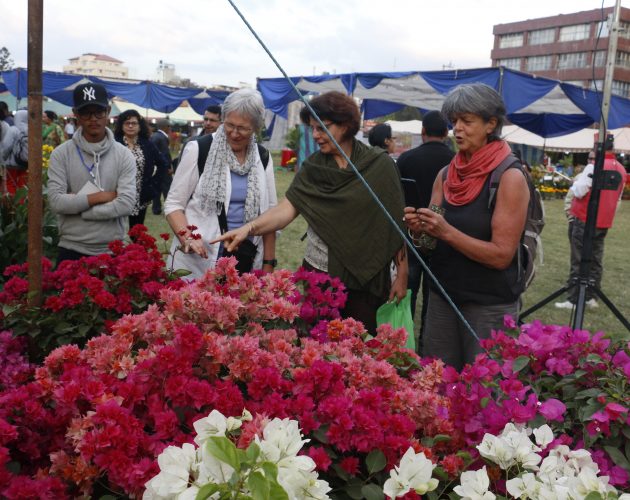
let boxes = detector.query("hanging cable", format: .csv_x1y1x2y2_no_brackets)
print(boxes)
226,0,479,342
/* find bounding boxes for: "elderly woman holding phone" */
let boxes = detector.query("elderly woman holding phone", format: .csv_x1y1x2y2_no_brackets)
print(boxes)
404,83,530,370
214,91,407,333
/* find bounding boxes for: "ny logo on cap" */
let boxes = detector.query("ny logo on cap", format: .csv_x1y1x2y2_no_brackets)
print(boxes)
83,86,96,101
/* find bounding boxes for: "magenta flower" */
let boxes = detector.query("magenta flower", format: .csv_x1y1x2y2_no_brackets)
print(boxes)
538,398,566,421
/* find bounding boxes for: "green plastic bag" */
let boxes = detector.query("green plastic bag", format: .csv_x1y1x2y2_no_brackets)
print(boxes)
375,289,415,350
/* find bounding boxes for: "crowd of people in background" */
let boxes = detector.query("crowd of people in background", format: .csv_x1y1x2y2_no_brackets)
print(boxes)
0,81,628,370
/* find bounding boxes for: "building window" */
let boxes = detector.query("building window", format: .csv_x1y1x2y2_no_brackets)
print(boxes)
527,55,552,71
498,58,521,70
558,52,587,69
529,28,555,45
499,33,523,48
589,80,604,92
594,51,607,67
616,51,630,69
596,20,610,38
612,80,630,98
620,21,630,40
559,24,590,42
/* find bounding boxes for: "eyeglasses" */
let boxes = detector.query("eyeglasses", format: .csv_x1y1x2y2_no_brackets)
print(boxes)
77,108,107,119
124,121,139,127
310,121,335,134
223,122,253,135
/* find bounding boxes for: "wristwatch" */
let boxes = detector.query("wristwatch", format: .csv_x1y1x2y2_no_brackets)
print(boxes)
262,259,277,267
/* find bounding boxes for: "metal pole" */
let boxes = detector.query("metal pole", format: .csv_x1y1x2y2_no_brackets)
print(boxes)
573,0,621,330
27,0,43,307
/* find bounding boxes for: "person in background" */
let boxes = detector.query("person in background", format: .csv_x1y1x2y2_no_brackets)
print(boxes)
42,110,65,148
0,101,14,126
554,142,626,310
151,118,173,215
396,110,454,339
201,105,221,137
165,88,277,279
404,83,530,371
0,109,29,195
47,83,136,262
64,117,76,140
114,110,168,227
368,123,396,154
214,91,408,333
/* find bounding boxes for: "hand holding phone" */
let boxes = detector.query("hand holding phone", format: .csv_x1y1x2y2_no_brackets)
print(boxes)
401,178,421,208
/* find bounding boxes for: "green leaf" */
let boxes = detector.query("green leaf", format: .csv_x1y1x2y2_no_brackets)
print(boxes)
575,388,602,399
421,436,434,447
344,479,365,499
604,445,630,471
361,483,384,500
622,426,630,440
583,492,605,500
456,450,473,464
246,441,261,462
268,478,289,500
433,466,449,481
195,483,221,500
366,449,387,474
206,436,241,471
432,434,452,443
312,425,329,444
260,461,279,480
332,463,350,481
585,353,603,364
480,397,490,408
247,471,270,500
512,355,530,373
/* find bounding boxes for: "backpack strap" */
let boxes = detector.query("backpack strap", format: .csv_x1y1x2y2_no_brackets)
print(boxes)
488,154,521,210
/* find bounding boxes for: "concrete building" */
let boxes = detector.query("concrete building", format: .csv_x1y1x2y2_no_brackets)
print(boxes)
63,53,128,79
491,7,630,98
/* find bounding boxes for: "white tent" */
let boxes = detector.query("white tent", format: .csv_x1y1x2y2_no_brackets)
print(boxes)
502,125,630,153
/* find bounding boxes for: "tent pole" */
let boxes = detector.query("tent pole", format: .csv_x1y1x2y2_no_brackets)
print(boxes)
27,0,44,307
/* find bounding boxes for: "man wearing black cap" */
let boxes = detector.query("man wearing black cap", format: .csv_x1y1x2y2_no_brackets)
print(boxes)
396,110,454,346
47,82,136,262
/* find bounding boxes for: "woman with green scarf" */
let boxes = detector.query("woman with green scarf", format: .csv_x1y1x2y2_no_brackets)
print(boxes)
42,110,65,148
214,91,407,333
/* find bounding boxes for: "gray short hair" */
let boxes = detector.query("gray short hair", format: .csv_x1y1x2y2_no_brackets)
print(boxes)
222,88,265,131
441,83,506,141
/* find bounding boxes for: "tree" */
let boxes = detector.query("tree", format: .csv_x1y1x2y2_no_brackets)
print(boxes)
0,46,14,71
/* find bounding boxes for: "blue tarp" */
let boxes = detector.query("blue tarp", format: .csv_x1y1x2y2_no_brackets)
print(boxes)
0,68,229,115
256,67,630,138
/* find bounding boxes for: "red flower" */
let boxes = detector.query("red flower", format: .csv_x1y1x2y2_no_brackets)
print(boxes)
306,446,331,471
159,233,170,241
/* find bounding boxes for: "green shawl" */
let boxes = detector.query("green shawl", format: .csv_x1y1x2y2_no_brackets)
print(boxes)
286,139,405,299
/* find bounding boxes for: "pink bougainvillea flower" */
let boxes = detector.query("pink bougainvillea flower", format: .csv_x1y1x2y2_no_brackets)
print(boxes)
538,398,566,422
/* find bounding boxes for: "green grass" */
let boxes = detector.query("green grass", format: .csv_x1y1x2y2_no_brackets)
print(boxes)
144,172,630,341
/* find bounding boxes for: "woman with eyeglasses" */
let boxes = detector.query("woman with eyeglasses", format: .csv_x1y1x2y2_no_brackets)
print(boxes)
164,88,277,279
213,91,408,333
113,110,168,227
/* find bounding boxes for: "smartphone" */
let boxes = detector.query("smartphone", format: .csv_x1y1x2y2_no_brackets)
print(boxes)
401,178,421,208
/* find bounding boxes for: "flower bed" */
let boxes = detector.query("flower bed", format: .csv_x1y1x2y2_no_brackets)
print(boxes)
0,250,629,498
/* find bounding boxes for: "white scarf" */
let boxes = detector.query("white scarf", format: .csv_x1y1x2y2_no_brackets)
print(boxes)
198,126,260,223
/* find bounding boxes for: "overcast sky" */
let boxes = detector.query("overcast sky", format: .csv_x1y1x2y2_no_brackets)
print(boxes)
1,0,617,88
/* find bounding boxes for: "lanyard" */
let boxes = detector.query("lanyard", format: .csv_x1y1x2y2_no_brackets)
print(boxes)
75,143,96,181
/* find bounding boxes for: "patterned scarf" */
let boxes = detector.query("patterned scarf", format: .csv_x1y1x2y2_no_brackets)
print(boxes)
197,125,260,222
444,140,512,206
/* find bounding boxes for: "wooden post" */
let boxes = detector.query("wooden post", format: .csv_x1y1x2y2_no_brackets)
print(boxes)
27,0,43,307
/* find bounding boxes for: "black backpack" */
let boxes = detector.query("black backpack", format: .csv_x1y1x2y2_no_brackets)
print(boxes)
488,154,545,290
195,133,270,176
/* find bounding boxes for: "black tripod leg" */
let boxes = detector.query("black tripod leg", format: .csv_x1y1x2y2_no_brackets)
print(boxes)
589,286,630,332
519,284,573,322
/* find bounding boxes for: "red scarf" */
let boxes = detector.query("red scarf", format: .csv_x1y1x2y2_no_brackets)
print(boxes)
444,140,512,206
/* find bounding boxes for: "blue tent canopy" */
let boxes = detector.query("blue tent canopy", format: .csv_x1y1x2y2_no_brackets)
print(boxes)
0,68,230,115
256,67,630,138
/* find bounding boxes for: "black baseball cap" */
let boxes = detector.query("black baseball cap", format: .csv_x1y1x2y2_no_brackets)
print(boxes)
73,83,109,111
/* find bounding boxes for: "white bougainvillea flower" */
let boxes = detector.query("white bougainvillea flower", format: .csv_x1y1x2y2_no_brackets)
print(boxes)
453,466,496,500
193,409,231,446
257,417,308,462
143,443,197,499
501,426,542,470
197,442,236,484
506,472,540,498
533,424,554,448
383,448,438,498
477,433,516,470
567,467,615,499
